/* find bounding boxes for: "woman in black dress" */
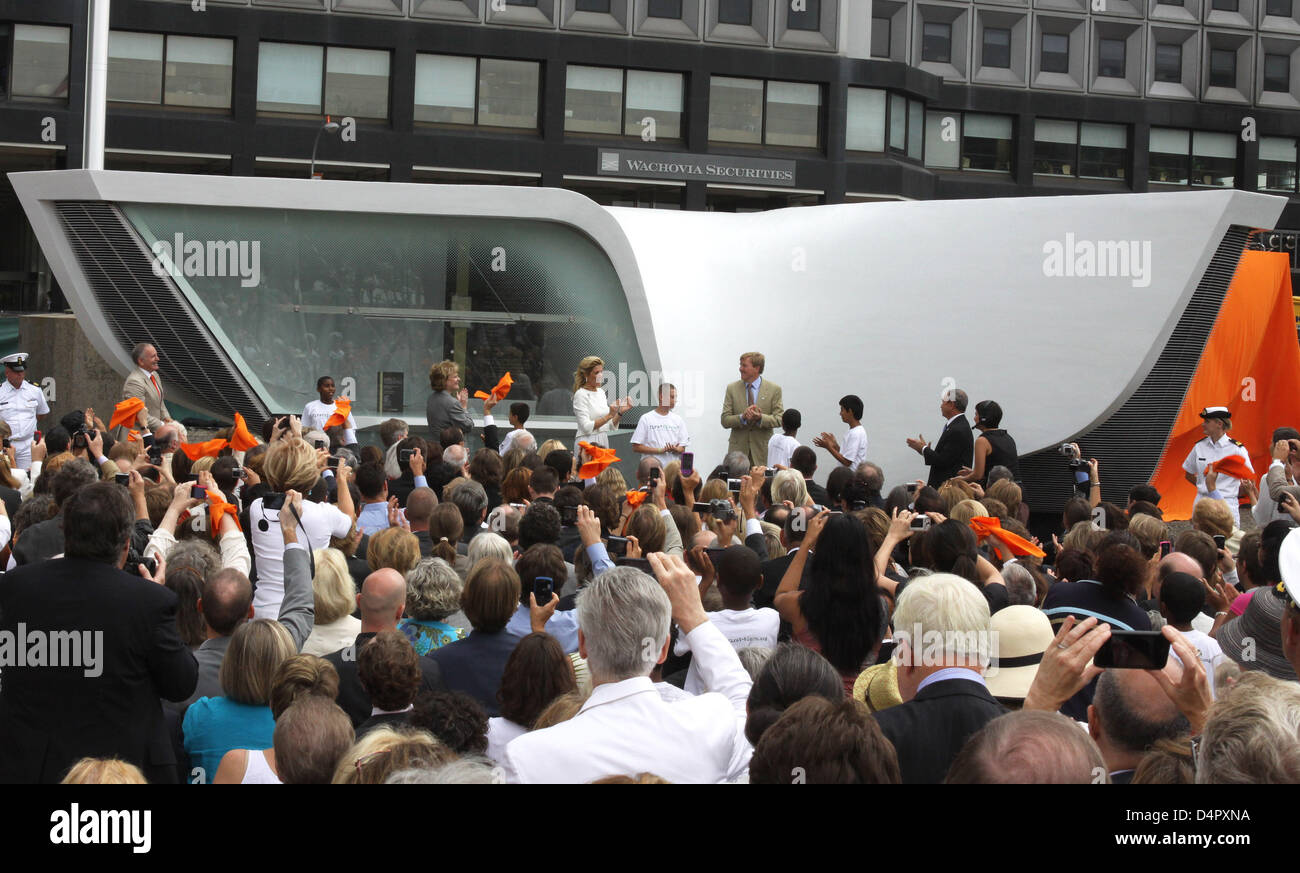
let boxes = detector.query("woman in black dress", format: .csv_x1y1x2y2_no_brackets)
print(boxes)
959,400,1019,488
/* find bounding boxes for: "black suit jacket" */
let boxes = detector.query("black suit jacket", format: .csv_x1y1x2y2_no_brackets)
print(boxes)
0,557,199,783
324,632,447,728
923,416,974,488
805,479,830,507
872,678,1007,784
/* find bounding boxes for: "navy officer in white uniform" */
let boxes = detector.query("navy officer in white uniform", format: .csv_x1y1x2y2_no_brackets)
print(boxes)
0,353,49,470
1182,406,1254,527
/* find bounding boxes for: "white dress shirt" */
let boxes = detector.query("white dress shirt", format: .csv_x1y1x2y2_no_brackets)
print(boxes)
1182,434,1253,526
502,620,753,783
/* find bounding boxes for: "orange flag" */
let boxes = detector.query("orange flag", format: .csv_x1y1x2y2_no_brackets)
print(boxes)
110,397,145,430
969,516,1046,559
1207,455,1254,482
324,397,352,430
474,372,514,403
207,490,241,536
179,438,229,460
126,429,142,442
230,413,259,452
578,441,620,479
625,490,648,508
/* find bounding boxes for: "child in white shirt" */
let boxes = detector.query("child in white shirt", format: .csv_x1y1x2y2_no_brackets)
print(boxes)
498,402,534,456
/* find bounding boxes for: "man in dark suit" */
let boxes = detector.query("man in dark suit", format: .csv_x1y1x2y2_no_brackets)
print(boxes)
872,574,1006,784
324,568,445,727
0,482,198,783
907,388,974,489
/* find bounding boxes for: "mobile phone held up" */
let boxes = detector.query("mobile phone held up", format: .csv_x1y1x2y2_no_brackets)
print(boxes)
1094,631,1171,670
681,452,693,478
532,576,555,605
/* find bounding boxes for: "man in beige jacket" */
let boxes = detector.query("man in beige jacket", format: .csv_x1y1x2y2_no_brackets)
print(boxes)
721,352,783,468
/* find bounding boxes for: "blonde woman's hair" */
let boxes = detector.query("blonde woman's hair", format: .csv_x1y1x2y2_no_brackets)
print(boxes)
61,757,148,784
1191,498,1235,540
573,356,605,393
191,456,215,474
938,479,976,513
263,437,320,493
950,499,989,525
220,619,296,705
332,726,455,785
312,548,356,625
366,527,421,575
537,439,566,460
596,466,626,493
533,690,590,730
428,360,460,392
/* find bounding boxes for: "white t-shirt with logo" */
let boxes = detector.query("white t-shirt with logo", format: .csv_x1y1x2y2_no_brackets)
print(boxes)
631,410,691,467
673,607,779,694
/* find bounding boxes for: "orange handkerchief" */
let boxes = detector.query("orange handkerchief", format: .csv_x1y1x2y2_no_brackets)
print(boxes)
110,397,145,430
578,441,620,479
230,413,259,451
474,372,514,403
625,490,648,508
1208,455,1253,481
324,398,352,430
968,516,1046,558
179,438,228,460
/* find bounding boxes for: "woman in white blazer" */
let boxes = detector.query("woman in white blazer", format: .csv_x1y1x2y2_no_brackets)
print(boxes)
572,356,631,451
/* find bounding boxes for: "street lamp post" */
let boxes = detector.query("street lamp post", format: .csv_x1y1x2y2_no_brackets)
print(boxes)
309,117,341,179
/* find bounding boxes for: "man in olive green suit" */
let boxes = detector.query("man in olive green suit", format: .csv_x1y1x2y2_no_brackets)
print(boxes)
721,352,783,468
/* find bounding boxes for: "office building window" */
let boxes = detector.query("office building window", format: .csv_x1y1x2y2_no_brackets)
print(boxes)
765,81,820,149
257,43,324,114
414,55,540,130
166,36,235,109
506,0,540,5
925,110,959,169
872,17,891,58
575,0,611,11
108,32,164,104
922,22,952,64
478,59,540,129
1211,0,1239,10
1149,127,1190,184
846,87,887,152
788,0,821,31
983,28,1012,69
1079,122,1127,179
709,76,763,144
1209,48,1236,88
1192,131,1235,186
1264,54,1291,93
324,47,389,120
648,0,683,16
1259,136,1298,192
1098,38,1126,78
963,113,1013,172
889,93,906,151
10,24,71,101
566,66,623,134
625,70,684,140
1266,0,1292,15
414,54,477,125
1041,33,1070,74
1034,119,1076,175
1154,43,1182,83
709,76,820,148
719,0,752,25
908,99,924,161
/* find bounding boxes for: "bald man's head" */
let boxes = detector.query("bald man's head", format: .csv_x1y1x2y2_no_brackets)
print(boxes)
405,487,437,529
200,568,254,636
358,568,407,630
1089,667,1190,773
1155,552,1203,601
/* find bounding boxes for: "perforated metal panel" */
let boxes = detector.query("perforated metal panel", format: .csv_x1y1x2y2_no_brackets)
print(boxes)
53,201,268,424
1017,224,1254,512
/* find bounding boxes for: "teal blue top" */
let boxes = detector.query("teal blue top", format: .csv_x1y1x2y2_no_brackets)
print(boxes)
182,697,275,784
398,617,467,656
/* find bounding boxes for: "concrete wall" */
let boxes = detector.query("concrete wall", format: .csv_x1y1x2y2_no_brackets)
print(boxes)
20,313,123,429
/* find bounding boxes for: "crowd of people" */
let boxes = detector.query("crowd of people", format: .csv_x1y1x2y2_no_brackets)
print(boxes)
3,345,1300,785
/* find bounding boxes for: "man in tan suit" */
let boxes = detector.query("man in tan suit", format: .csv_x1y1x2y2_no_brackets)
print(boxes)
721,352,783,467
118,342,185,441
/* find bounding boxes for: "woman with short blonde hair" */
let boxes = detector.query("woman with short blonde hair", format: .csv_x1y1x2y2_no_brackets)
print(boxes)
332,726,455,785
367,526,421,574
302,548,362,657
61,758,148,784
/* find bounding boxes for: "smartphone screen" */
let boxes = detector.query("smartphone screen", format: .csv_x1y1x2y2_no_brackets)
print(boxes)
1159,540,1172,558
681,452,694,476
532,576,554,604
1094,631,1171,670
191,485,207,500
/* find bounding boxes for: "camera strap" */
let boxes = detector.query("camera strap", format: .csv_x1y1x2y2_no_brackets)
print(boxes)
287,501,316,579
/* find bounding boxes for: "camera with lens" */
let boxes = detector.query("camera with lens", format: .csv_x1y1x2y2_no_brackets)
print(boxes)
698,498,736,523
72,426,93,449
1059,443,1091,496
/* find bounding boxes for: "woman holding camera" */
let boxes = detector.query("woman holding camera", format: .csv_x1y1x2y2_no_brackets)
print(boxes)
249,438,355,620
